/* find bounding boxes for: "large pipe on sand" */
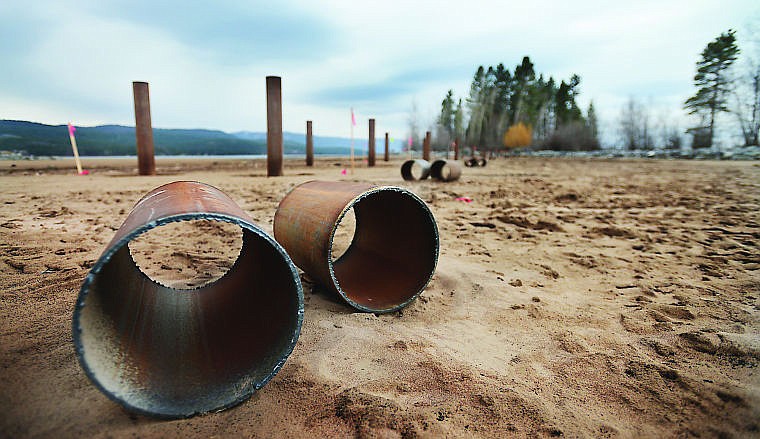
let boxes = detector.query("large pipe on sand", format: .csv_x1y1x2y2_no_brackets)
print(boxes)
72,181,303,418
430,159,462,182
274,181,438,313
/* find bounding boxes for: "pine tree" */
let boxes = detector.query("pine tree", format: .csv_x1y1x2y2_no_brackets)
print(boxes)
586,101,599,147
466,66,486,147
684,30,740,148
454,99,465,141
437,90,455,145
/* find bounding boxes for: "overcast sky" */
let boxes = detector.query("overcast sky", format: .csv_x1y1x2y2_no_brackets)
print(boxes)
1,0,758,144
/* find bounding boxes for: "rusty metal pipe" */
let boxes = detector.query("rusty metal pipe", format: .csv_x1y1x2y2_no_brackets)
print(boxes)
306,120,314,167
274,181,438,313
266,76,283,177
132,81,156,176
423,131,431,161
72,181,303,419
401,159,431,181
384,132,389,162
430,159,462,182
368,118,376,167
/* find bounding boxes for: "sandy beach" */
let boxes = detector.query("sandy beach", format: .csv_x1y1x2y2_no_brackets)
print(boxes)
1,156,758,437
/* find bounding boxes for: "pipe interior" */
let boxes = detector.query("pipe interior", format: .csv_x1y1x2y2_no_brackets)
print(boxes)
331,190,437,311
76,221,301,417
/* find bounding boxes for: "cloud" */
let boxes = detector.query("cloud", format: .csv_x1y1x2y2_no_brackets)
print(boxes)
1,0,758,142
307,64,473,107
87,0,346,64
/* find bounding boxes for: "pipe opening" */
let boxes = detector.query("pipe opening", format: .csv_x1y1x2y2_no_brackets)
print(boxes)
330,189,438,311
76,217,302,418
331,207,356,261
401,159,431,181
434,163,453,180
128,219,243,290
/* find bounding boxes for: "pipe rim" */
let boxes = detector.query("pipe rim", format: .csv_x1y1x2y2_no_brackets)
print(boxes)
72,212,304,419
326,186,439,313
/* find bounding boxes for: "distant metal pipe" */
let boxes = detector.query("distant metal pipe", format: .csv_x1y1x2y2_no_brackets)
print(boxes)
73,181,303,419
132,81,155,176
274,181,438,313
368,119,376,167
401,159,431,181
430,159,462,182
266,76,283,177
384,132,389,161
306,120,314,167
423,131,431,161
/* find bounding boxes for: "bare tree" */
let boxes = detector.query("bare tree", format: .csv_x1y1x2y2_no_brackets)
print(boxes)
655,109,683,150
732,24,760,146
732,61,760,146
619,97,654,149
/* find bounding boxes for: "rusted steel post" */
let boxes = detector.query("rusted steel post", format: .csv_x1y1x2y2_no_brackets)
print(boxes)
423,131,431,161
454,137,460,160
306,120,314,167
368,119,376,167
132,81,156,176
266,76,283,177
401,159,431,181
384,132,389,161
274,181,439,313
430,159,462,182
73,181,303,418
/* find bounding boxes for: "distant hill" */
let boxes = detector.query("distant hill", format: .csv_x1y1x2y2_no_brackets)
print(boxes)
0,120,267,156
0,120,402,157
233,131,376,155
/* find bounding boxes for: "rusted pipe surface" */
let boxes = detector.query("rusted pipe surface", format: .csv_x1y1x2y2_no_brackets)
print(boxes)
73,181,303,419
430,160,462,182
274,181,438,313
401,159,431,181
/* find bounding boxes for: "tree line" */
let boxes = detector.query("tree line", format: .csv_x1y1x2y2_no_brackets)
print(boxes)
422,56,599,153
419,28,759,152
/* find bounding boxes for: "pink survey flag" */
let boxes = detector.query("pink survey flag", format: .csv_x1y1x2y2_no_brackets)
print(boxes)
67,122,85,175
351,108,356,126
341,168,347,175
407,136,412,149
